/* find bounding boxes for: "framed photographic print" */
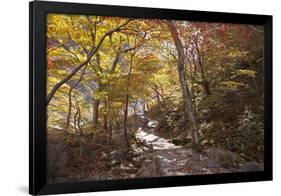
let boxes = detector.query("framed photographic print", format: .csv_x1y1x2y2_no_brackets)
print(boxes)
29,1,272,195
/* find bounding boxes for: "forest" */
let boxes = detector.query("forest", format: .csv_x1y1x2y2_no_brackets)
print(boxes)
46,14,265,183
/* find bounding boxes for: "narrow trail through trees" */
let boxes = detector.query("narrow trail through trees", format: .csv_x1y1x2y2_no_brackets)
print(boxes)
48,113,263,183
46,15,265,183
132,115,235,177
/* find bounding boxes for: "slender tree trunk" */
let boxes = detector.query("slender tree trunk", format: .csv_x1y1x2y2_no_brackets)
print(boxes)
92,99,100,127
73,108,78,134
74,97,84,159
132,102,137,115
123,53,134,149
77,102,81,130
107,98,113,156
103,99,108,131
152,85,169,110
65,65,88,130
123,93,130,148
145,100,150,112
73,97,82,133
167,20,200,151
108,121,113,155
201,80,211,96
65,88,73,130
190,50,198,77
194,41,211,96
188,59,195,96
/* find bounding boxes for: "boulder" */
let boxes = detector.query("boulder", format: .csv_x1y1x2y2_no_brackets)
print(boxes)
135,156,164,177
210,148,238,168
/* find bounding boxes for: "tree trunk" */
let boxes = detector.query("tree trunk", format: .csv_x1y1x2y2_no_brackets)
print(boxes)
123,94,130,148
74,96,84,158
103,99,108,131
107,99,113,156
194,41,211,96
187,58,195,96
167,20,200,151
76,101,81,130
123,53,134,149
73,107,78,133
108,121,112,155
151,85,169,110
201,79,211,96
65,65,88,130
73,96,82,134
144,100,150,112
92,99,100,127
65,88,73,130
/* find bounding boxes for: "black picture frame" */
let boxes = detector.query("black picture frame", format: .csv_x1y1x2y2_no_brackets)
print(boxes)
29,1,273,195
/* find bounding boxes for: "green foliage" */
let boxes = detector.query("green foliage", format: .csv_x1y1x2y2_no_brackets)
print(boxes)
197,95,219,110
225,107,264,161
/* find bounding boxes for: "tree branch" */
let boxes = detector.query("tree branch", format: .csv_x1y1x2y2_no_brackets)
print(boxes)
46,19,133,105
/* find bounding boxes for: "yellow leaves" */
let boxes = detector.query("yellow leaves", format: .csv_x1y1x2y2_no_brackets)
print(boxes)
47,13,92,59
99,72,116,85
235,69,256,78
47,76,62,84
47,14,69,39
227,49,248,59
47,75,70,96
221,81,248,90
134,54,160,72
93,91,109,100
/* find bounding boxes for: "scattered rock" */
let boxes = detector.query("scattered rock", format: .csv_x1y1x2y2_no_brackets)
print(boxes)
147,120,159,128
109,150,124,164
240,162,263,172
210,148,238,168
135,155,166,177
190,165,204,172
206,160,222,168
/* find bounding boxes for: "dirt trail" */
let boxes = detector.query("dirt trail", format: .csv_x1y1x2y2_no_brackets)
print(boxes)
133,116,234,177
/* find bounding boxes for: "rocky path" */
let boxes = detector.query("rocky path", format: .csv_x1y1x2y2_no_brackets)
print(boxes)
133,117,235,178
48,115,264,183
135,127,181,150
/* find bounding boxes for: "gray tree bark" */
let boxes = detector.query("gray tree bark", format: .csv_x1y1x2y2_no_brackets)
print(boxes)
92,99,100,127
167,20,200,150
193,41,211,96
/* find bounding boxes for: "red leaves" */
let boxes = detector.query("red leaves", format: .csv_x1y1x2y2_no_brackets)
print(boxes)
47,58,55,69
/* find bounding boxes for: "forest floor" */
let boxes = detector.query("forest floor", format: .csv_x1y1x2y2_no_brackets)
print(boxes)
48,115,263,183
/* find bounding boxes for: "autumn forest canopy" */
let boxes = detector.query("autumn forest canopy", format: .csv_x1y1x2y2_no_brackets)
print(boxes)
46,14,265,182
